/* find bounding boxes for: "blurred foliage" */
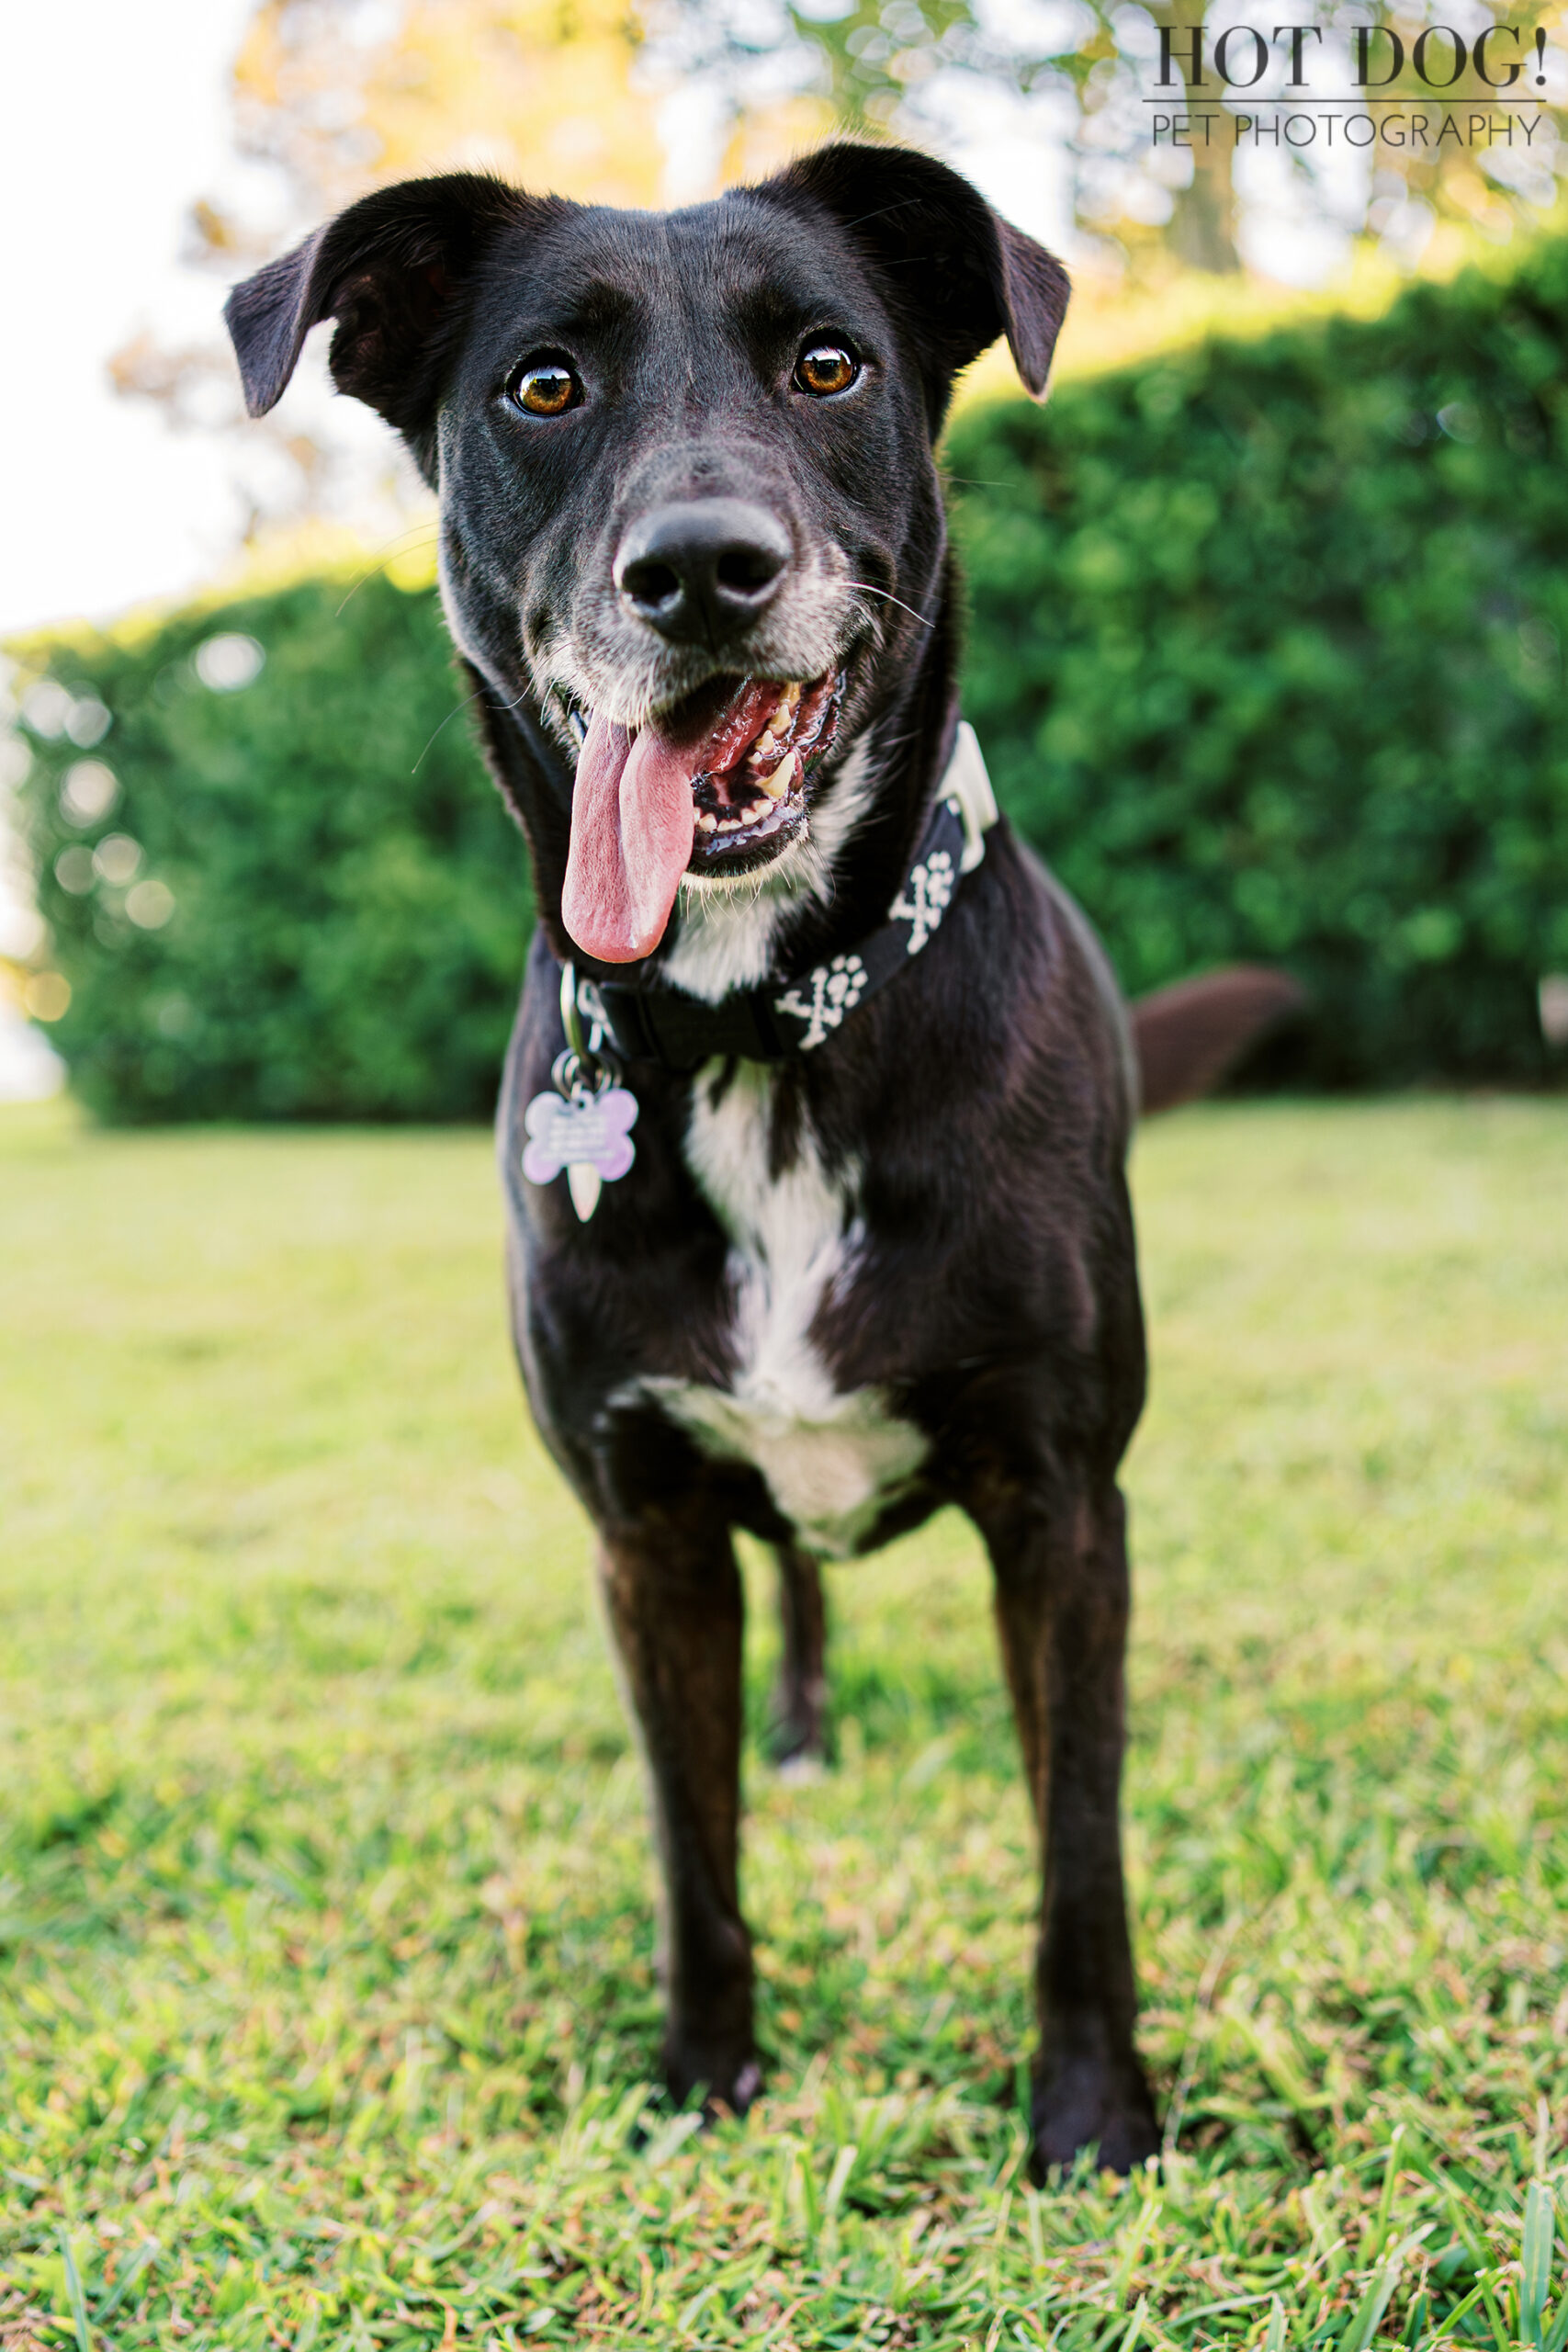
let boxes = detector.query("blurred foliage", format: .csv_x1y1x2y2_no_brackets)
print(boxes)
230,0,668,222
952,234,1568,1085
13,232,1568,1117
202,0,1568,282
11,576,525,1123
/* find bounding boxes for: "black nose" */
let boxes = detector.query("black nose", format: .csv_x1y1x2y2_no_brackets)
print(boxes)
615,499,791,645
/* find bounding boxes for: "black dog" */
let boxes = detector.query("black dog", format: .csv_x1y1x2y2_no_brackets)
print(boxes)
228,143,1294,2174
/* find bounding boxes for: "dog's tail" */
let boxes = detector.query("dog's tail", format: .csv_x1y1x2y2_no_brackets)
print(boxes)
1131,967,1307,1115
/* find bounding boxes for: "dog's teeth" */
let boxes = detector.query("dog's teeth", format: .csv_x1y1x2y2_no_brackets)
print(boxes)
716,816,743,832
743,799,769,822
750,729,778,764
761,766,790,801
695,809,718,833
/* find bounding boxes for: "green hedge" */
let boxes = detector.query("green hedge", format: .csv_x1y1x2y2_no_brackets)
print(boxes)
9,575,527,1121
10,235,1568,1117
949,245,1568,1087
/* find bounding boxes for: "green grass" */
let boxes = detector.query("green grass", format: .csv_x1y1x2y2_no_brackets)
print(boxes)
1,1096,1565,2350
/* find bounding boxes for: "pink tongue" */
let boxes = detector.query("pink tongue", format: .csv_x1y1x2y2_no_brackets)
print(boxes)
559,683,780,964
560,712,703,964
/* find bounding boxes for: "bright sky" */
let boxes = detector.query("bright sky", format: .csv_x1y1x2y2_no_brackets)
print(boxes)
0,0,261,640
0,1,265,1097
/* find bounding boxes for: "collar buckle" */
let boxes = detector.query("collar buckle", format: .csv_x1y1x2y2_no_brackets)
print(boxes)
943,720,999,875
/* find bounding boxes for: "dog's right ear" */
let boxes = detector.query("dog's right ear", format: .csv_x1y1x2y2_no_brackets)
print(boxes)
224,173,552,447
760,143,1069,424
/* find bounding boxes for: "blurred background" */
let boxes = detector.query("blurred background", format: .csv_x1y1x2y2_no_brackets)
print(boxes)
3,0,1567,1111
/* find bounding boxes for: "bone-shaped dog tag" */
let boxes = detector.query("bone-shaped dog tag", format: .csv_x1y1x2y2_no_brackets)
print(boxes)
521,1085,638,1222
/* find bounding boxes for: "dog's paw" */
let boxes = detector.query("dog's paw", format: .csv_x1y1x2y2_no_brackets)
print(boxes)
1031,2057,1160,2181
664,2038,764,2120
767,1682,829,1773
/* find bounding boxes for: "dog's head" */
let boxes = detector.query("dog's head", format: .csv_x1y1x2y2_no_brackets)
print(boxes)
227,145,1067,967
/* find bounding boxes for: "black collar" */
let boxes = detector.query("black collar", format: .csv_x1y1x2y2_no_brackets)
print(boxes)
564,724,998,1074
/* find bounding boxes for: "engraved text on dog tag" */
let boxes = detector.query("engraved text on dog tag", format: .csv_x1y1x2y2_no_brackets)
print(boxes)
521,1085,638,1221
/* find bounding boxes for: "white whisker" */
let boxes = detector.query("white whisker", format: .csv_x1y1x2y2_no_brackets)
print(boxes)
412,677,529,775
334,524,442,617
843,582,934,631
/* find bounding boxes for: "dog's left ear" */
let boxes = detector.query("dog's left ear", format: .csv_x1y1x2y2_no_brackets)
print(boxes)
760,143,1069,416
224,173,553,450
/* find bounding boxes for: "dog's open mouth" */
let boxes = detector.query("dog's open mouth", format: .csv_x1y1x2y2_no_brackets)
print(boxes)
561,672,840,965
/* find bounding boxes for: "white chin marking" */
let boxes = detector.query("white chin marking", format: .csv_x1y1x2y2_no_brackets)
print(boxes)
664,866,799,1000
663,738,876,1005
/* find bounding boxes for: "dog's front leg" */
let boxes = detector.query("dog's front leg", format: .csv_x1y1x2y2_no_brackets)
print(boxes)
979,1475,1159,2177
596,1517,759,2115
770,1541,829,1768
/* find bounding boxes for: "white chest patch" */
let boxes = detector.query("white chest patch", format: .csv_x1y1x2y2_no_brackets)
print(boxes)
632,1061,927,1558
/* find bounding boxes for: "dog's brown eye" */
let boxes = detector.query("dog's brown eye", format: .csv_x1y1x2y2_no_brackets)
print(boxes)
511,362,579,417
795,344,858,398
